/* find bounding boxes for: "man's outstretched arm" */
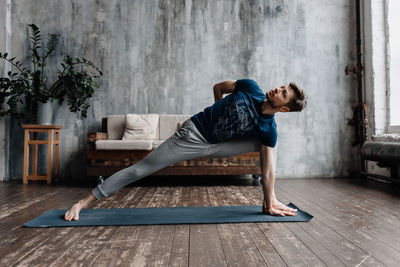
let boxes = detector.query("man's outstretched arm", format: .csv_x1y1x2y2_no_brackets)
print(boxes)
260,145,297,216
213,80,236,102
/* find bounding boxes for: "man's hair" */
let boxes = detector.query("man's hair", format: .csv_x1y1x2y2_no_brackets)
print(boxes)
287,82,306,112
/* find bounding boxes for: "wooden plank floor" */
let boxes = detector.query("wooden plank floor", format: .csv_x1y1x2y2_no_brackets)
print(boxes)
0,176,400,266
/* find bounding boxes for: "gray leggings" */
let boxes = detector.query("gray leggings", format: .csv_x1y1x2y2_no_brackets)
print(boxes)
92,119,263,199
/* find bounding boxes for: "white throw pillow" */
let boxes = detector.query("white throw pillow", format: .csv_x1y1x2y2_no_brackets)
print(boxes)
122,114,159,140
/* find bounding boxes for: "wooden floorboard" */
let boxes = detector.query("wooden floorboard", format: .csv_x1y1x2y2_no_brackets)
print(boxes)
232,186,326,267
0,177,399,266
279,179,400,251
217,186,282,267
17,187,133,266
99,187,161,266
89,187,148,266
276,179,396,266
0,186,85,264
189,186,227,267
214,186,268,267
168,186,190,267
207,186,250,267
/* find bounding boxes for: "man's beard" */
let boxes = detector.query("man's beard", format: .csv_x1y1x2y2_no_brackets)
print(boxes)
265,92,278,108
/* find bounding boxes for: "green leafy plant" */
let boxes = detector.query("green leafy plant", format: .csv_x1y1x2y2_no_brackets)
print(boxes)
0,24,102,124
52,56,102,119
0,54,27,122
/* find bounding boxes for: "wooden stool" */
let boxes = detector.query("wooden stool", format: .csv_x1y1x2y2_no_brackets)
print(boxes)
22,125,62,184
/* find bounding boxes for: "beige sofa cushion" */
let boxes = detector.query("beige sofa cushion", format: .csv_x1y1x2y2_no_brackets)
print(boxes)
107,114,160,140
96,140,153,150
159,115,192,140
123,114,159,140
107,115,125,140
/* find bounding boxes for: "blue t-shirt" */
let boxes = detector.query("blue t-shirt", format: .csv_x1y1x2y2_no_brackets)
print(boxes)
191,79,277,147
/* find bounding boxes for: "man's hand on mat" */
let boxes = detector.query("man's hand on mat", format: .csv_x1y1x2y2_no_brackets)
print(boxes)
262,199,297,216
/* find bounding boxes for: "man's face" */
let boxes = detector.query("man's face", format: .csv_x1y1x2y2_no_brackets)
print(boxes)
266,85,295,109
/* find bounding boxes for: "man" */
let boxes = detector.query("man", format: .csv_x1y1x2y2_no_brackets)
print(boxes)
65,79,306,221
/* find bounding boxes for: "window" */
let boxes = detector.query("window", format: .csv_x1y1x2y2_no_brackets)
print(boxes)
388,0,400,127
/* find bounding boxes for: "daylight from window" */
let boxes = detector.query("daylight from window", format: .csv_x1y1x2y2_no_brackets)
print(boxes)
388,0,400,126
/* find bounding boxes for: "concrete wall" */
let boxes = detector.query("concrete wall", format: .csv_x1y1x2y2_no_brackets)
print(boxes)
4,0,358,181
0,0,11,182
0,1,5,182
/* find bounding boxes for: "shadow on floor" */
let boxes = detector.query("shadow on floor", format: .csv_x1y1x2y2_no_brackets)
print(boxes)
340,176,400,197
20,175,262,188
133,175,260,187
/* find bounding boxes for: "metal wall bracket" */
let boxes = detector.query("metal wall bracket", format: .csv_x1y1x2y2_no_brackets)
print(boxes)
345,64,363,76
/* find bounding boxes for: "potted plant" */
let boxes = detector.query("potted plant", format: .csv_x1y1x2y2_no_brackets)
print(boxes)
0,24,102,125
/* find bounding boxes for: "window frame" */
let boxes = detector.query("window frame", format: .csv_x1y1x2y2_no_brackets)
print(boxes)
363,0,400,135
387,0,400,131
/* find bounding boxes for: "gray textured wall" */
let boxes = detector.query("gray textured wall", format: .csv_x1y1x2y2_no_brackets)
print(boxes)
0,0,10,182
0,2,4,182
4,0,359,181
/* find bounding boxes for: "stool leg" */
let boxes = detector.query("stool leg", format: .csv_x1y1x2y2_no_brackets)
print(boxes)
54,131,60,181
23,130,30,184
47,130,54,184
32,132,38,176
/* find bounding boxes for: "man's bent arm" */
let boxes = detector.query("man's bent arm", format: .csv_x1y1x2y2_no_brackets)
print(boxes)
213,80,236,102
260,145,277,211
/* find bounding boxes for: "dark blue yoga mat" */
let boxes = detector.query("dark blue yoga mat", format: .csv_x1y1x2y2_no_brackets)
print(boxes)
24,203,312,228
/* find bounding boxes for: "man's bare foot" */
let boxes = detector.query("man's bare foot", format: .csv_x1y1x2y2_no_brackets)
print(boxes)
64,202,83,221
64,193,96,221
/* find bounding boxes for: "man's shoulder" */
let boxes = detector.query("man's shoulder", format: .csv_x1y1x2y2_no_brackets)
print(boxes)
235,79,263,95
237,79,260,87
258,125,278,147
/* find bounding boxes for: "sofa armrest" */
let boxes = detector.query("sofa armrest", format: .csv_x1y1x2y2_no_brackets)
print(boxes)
87,132,108,142
87,132,108,151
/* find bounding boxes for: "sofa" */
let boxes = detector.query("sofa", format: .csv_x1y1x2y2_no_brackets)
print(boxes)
86,114,262,177
361,134,400,182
